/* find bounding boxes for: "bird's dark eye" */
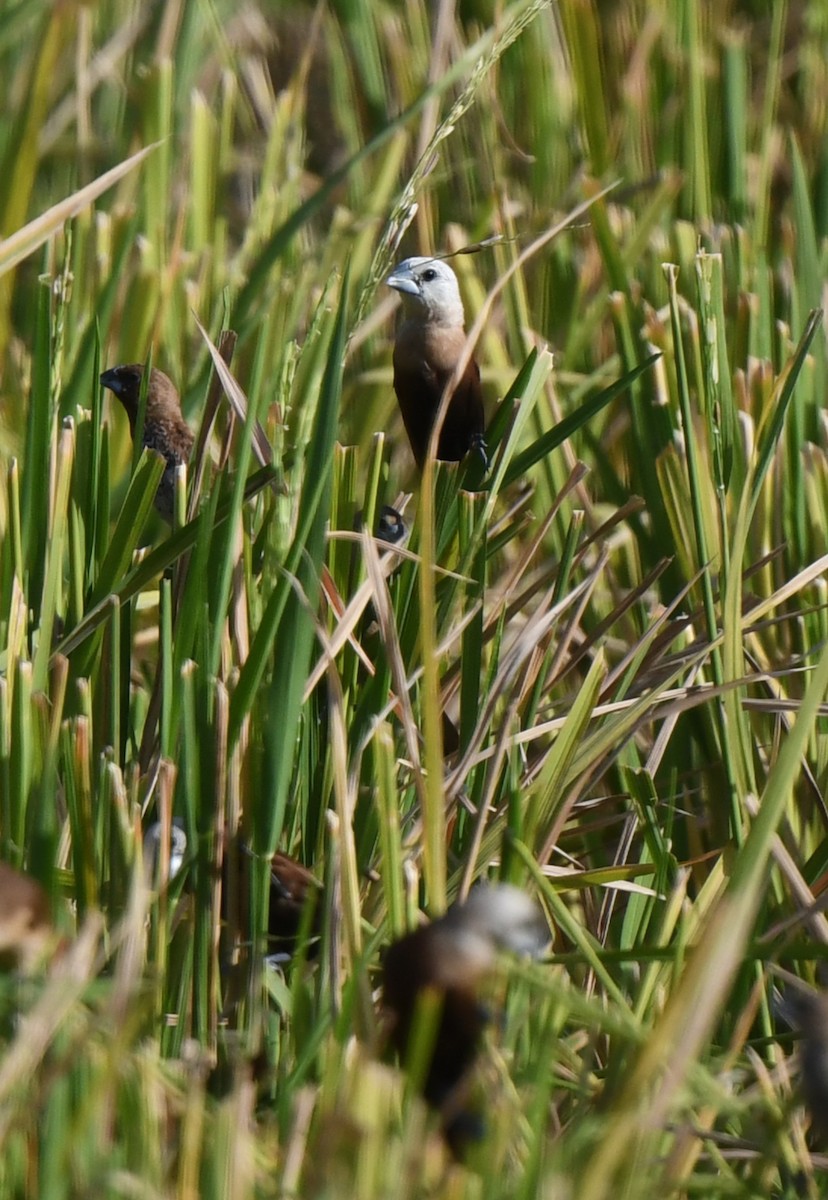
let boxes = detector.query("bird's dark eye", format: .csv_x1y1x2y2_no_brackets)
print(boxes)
421,268,437,282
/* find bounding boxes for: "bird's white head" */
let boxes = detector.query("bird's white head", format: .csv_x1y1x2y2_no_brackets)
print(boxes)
144,818,188,884
447,883,549,958
387,256,465,327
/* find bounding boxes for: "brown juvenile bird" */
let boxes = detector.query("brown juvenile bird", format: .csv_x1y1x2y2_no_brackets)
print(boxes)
387,257,487,471
100,364,194,522
382,884,547,1150
263,850,323,960
143,822,322,959
0,860,54,972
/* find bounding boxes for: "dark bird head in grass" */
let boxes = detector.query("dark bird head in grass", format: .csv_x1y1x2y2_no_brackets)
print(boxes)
100,364,194,521
382,883,547,1152
375,504,407,546
387,256,487,471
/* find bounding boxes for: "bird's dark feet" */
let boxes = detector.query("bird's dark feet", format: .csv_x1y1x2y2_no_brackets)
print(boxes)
469,433,489,473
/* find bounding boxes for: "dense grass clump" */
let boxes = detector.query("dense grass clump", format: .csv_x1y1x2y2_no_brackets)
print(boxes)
2,0,828,1195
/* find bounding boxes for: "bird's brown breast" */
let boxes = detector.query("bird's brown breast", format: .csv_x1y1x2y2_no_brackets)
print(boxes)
392,321,484,468
382,920,490,1110
142,412,194,468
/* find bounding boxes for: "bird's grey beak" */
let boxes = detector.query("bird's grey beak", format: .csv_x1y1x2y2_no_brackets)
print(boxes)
387,272,420,297
100,367,123,397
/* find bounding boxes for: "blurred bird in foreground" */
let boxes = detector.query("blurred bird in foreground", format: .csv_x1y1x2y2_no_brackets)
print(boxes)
382,884,548,1151
778,987,828,1146
387,257,487,471
0,861,55,972
100,364,194,522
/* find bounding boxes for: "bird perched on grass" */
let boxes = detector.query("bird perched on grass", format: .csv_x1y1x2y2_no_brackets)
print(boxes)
100,364,194,522
353,503,408,547
387,257,487,471
382,884,548,1151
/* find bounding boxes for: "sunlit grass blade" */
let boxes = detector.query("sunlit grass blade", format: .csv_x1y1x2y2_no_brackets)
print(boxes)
502,353,660,486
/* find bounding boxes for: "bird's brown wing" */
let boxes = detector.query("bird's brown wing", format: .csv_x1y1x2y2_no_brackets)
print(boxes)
437,356,485,466
392,355,439,468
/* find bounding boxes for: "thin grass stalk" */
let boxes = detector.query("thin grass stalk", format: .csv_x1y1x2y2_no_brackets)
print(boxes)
33,418,74,689
108,594,121,759
664,264,740,837
9,660,33,862
752,0,787,256
374,720,405,940
6,458,23,601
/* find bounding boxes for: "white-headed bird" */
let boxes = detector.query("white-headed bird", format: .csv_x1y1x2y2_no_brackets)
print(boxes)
382,884,548,1151
387,257,487,471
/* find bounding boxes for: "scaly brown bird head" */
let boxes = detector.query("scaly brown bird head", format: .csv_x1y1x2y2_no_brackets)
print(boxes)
387,257,465,328
101,363,193,520
100,363,184,432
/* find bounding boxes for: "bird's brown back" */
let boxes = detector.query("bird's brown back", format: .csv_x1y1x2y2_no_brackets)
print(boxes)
267,852,322,952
